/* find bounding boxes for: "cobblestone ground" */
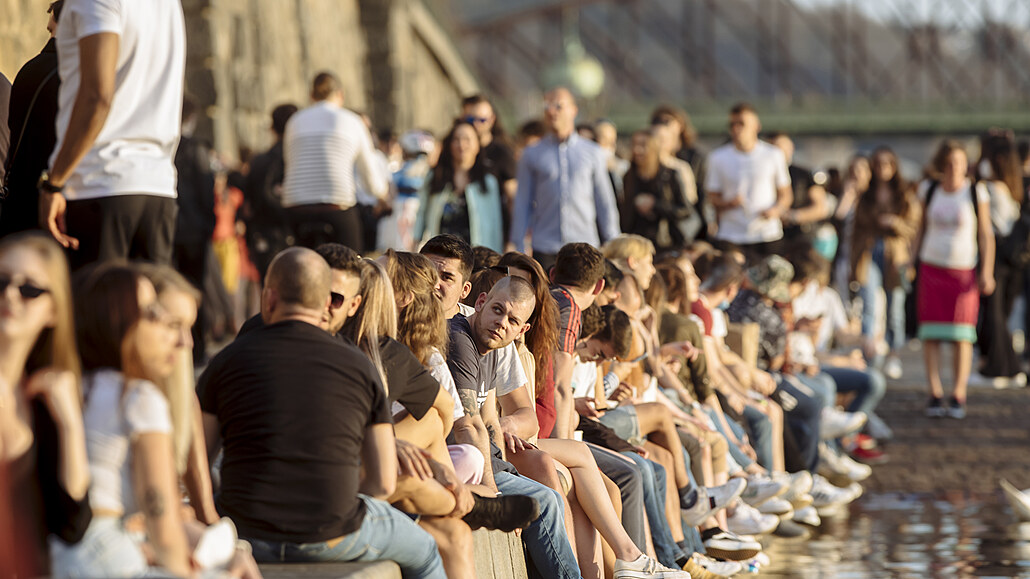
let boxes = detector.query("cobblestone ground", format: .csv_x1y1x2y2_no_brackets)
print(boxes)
866,342,1030,494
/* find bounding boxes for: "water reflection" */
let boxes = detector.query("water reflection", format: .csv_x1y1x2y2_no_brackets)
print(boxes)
760,493,1030,578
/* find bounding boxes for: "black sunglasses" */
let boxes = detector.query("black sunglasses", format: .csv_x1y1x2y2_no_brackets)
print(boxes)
464,116,490,124
0,275,49,300
330,292,346,309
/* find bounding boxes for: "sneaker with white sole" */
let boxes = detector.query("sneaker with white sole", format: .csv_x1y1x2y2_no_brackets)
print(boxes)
757,496,794,518
688,553,743,578
740,474,788,506
701,528,763,561
810,474,855,510
773,471,814,506
818,443,873,483
706,478,748,509
883,356,903,379
793,505,822,527
613,554,691,578
680,488,717,528
820,407,867,439
726,503,780,536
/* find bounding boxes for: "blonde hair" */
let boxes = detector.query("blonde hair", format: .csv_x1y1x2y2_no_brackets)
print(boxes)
137,264,201,475
381,250,448,366
0,232,81,385
341,259,398,391
603,234,655,266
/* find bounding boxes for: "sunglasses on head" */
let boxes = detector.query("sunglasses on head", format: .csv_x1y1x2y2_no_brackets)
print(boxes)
330,292,346,309
464,116,489,124
0,275,49,300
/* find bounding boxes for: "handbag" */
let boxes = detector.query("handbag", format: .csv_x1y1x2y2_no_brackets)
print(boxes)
1,68,59,200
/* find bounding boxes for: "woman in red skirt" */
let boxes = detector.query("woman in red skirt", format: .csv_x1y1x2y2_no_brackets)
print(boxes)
916,140,995,418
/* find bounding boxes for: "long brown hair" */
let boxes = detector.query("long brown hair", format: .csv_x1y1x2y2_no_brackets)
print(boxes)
0,233,80,381
497,252,558,393
856,146,913,219
382,250,448,366
987,138,1024,205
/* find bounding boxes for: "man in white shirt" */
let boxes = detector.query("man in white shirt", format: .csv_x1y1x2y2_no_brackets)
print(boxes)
39,0,186,269
282,72,388,252
705,103,793,262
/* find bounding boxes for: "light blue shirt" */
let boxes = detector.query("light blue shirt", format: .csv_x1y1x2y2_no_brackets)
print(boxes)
510,134,620,253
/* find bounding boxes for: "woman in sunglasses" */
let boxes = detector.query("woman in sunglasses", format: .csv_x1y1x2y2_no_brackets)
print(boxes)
0,232,90,578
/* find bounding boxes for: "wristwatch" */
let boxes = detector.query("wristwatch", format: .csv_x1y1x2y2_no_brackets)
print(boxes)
37,171,64,194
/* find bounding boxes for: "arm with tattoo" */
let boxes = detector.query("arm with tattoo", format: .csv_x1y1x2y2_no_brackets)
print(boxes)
453,388,497,492
132,432,191,577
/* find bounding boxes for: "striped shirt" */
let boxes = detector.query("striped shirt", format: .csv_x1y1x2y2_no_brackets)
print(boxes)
281,101,388,208
551,285,581,354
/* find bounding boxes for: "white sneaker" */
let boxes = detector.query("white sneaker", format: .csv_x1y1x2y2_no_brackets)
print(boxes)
841,481,864,503
706,478,747,509
740,474,788,506
773,471,814,506
819,443,873,482
681,488,718,528
884,356,903,380
702,529,763,561
793,505,822,527
820,407,867,439
613,554,690,578
810,473,855,509
757,496,794,518
726,503,780,536
689,553,743,577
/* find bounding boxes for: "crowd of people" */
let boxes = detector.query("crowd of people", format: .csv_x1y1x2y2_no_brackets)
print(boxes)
3,1,1030,578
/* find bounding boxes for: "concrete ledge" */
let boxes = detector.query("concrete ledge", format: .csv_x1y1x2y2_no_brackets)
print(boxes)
258,561,400,579
255,529,527,578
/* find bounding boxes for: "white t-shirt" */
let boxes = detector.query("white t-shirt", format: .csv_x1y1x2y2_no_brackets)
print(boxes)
53,0,186,201
711,307,729,339
918,179,990,269
83,370,172,514
428,349,464,420
705,141,791,244
282,102,388,209
792,281,849,352
571,356,598,398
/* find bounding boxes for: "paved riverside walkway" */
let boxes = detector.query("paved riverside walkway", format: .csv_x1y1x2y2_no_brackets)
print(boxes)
863,341,1030,494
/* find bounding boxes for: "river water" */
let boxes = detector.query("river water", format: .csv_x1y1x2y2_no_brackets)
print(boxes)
760,492,1030,578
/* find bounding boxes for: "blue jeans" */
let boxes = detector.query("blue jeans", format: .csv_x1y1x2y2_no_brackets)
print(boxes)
49,517,152,578
495,472,581,579
820,366,885,416
246,495,446,579
705,408,755,469
620,452,686,567
859,239,907,354
741,404,775,470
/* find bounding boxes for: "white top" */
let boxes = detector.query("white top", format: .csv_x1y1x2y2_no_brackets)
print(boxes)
571,356,598,399
985,181,1021,237
429,349,464,420
83,369,172,515
52,0,186,201
788,332,819,367
282,102,388,208
711,307,728,339
918,179,990,269
792,281,849,352
705,141,791,244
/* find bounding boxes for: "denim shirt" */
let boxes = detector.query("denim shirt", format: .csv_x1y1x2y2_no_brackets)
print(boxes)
510,134,620,253
415,172,504,252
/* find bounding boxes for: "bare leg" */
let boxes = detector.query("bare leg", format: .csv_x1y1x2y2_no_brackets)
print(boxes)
390,475,456,516
924,339,944,399
763,401,785,472
535,439,643,562
568,483,602,579
634,403,691,489
394,410,451,466
419,517,474,579
954,340,973,403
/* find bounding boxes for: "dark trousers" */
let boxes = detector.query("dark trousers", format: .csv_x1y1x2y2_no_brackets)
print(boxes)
532,251,557,275
979,250,1022,377
772,374,823,473
65,194,177,270
286,204,362,252
712,237,786,266
174,240,210,362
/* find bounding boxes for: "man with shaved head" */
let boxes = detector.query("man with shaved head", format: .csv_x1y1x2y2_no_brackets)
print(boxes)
510,86,620,271
198,247,446,575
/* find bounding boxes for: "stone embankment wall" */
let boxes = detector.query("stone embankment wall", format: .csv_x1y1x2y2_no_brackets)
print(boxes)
2,0,476,157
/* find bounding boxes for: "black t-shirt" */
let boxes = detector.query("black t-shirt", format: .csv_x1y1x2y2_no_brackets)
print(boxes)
239,314,439,420
198,320,391,543
481,140,516,184
379,336,439,420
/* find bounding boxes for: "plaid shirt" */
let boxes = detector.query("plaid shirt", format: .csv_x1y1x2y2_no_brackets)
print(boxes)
726,289,786,370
